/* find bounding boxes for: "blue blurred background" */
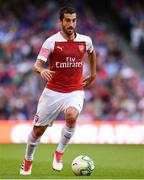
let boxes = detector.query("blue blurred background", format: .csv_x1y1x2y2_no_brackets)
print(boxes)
0,0,144,122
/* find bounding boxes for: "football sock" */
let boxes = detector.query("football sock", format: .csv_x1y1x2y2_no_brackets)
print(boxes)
56,124,75,153
25,131,40,161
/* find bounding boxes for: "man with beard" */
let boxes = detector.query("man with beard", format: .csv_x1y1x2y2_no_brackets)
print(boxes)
20,7,96,175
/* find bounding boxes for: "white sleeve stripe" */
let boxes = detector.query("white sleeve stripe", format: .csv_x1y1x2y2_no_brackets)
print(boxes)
37,55,47,62
38,47,50,58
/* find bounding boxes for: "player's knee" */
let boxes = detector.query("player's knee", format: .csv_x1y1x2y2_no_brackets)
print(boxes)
66,111,75,120
33,126,47,138
67,117,76,126
65,109,78,126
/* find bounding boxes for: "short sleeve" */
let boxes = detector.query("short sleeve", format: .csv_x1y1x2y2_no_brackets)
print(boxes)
37,38,54,62
86,37,94,54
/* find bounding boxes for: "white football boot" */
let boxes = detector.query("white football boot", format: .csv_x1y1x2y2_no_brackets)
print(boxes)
52,151,63,171
20,159,32,175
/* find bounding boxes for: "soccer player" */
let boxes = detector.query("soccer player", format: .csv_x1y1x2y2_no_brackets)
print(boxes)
20,7,96,175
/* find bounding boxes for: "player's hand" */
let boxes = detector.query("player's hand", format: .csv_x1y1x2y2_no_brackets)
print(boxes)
40,69,55,81
83,74,96,88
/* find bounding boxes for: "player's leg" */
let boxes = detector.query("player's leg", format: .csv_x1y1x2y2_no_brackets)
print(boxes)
20,125,47,175
53,107,79,171
57,107,78,151
53,90,84,171
20,88,63,174
25,125,47,161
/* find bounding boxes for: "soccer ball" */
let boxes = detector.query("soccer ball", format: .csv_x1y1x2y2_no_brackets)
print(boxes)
71,155,95,176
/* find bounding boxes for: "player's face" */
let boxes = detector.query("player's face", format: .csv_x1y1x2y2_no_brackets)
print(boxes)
61,13,77,35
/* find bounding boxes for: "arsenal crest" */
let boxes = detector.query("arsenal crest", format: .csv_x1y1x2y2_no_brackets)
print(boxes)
78,45,85,53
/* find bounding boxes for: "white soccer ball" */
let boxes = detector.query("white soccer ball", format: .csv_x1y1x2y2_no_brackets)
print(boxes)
71,155,95,176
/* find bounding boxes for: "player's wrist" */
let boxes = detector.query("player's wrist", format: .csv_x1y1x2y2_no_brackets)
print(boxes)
91,73,96,79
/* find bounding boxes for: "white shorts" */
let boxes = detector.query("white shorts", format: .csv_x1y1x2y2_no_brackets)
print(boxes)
33,88,85,126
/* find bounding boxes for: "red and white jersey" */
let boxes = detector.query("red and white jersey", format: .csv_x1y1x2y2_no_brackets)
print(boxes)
37,32,94,93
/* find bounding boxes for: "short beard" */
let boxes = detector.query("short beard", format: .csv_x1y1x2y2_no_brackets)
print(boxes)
63,27,75,36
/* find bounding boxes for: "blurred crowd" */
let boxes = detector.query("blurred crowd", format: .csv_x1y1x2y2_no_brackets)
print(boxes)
112,0,144,55
0,0,144,121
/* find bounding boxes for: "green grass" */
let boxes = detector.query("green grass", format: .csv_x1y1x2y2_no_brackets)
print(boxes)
0,144,144,179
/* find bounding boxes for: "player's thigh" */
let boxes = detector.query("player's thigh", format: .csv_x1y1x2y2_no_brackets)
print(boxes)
63,90,85,114
33,89,61,126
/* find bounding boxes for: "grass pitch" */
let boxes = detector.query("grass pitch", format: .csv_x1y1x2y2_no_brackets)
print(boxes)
0,144,144,179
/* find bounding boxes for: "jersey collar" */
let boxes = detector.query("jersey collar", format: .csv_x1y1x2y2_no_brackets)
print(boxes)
59,31,77,42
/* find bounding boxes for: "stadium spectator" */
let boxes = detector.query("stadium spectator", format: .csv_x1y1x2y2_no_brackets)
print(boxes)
112,0,144,55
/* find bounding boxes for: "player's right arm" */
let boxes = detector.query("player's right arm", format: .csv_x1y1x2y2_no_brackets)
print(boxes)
33,59,55,81
33,38,55,81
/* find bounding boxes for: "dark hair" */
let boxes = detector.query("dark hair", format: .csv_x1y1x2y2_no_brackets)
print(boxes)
59,7,76,20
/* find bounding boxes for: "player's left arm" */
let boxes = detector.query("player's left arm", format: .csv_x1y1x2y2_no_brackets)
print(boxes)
83,50,96,87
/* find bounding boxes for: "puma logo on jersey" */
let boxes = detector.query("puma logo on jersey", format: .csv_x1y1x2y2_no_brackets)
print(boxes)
57,46,63,51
